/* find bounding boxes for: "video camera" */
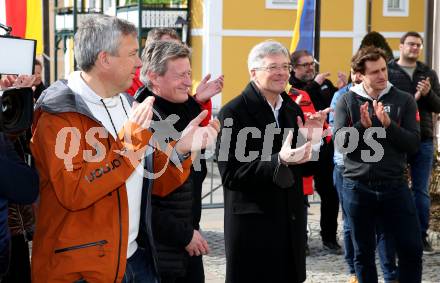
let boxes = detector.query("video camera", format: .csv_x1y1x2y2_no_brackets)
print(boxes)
0,23,36,134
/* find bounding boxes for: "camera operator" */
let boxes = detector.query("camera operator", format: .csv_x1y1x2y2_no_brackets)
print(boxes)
0,75,39,282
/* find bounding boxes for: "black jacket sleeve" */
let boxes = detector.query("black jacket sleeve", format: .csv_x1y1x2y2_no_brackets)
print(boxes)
332,95,367,151
303,81,326,111
385,95,420,155
0,133,39,204
216,108,296,191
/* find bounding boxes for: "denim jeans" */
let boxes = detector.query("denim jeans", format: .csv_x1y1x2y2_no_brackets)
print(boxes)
333,166,397,280
409,140,434,238
333,165,355,274
122,247,158,283
342,178,422,283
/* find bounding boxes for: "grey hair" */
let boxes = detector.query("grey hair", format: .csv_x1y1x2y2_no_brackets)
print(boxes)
140,41,191,88
74,15,137,72
247,40,290,72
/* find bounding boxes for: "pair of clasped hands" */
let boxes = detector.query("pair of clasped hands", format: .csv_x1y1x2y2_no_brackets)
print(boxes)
130,98,220,163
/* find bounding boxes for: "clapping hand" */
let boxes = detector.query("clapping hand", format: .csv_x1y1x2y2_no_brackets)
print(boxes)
279,130,312,165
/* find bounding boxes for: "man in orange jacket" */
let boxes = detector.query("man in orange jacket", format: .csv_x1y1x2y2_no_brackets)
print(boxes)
30,15,219,283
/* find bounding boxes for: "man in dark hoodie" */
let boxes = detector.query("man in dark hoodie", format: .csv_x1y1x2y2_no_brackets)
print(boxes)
135,40,221,283
388,31,440,255
334,46,422,282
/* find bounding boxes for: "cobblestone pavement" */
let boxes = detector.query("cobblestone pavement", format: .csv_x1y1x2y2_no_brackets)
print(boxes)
200,206,440,283
200,163,440,282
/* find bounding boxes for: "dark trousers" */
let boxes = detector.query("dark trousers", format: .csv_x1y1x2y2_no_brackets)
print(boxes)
2,234,31,283
342,178,422,283
122,247,158,283
334,166,397,281
161,255,204,283
314,160,339,243
408,140,434,238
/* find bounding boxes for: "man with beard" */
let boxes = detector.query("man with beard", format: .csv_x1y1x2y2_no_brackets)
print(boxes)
289,50,345,253
388,31,440,255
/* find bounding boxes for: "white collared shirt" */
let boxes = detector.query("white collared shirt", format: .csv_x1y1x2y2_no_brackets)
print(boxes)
266,94,284,127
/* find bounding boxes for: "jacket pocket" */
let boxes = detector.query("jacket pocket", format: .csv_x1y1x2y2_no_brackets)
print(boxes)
54,240,108,254
232,203,264,215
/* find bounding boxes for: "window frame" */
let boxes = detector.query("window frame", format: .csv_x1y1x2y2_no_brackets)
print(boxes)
383,0,409,17
265,0,298,10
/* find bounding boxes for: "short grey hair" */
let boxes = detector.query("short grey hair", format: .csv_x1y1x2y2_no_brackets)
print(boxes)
140,41,191,88
247,40,290,72
74,15,137,72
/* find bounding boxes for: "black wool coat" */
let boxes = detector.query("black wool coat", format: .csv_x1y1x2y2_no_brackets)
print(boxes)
216,82,312,283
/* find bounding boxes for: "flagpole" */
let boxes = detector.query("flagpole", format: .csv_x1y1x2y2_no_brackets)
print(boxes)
314,0,321,72
43,0,50,84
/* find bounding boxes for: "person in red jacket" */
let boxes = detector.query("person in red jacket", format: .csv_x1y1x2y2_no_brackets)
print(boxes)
288,86,339,255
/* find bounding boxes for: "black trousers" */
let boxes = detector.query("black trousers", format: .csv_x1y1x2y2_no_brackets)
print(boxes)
161,255,205,283
314,141,340,243
2,234,31,283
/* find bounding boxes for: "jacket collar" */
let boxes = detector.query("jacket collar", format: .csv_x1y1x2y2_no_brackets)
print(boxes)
389,59,428,73
35,80,134,125
242,81,298,129
350,82,393,101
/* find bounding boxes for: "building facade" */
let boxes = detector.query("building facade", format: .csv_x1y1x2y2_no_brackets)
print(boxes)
48,0,426,109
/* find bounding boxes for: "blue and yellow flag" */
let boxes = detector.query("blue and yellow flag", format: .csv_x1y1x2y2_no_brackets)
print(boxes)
290,0,316,54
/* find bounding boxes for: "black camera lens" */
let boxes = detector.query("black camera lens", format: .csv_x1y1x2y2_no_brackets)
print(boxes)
0,87,33,133
1,93,23,127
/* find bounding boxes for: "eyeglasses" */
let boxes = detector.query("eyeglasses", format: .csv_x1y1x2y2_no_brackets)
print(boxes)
404,42,423,49
295,62,315,68
254,64,292,73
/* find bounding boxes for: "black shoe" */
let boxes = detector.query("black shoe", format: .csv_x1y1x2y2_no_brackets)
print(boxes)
323,241,342,254
422,238,435,255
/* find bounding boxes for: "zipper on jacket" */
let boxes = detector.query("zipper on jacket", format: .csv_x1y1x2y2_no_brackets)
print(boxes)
113,189,122,283
54,240,108,253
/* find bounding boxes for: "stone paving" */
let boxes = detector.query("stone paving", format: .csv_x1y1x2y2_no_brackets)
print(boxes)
200,161,440,282
200,206,440,283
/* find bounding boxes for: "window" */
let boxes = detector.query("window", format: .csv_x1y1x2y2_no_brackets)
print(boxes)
266,0,298,10
383,0,409,17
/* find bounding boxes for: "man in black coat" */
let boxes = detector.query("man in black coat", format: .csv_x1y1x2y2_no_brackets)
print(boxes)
216,41,330,283
135,41,220,283
387,31,440,255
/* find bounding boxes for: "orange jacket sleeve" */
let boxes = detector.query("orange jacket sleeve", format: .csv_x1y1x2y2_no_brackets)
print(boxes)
31,112,190,210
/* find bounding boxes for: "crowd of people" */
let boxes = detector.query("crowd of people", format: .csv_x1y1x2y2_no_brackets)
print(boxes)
1,13,439,283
